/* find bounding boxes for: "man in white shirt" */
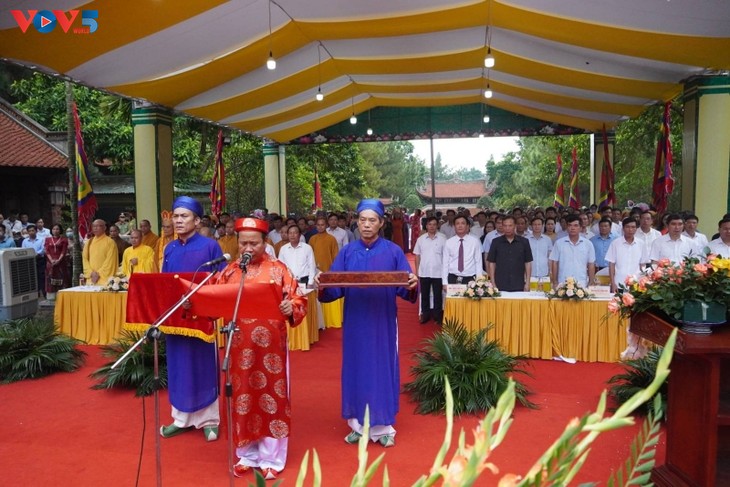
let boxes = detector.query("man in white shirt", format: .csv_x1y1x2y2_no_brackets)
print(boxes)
636,211,661,254
442,215,484,287
591,207,621,236
650,213,701,264
470,211,487,239
606,217,650,360
267,215,284,244
326,213,348,249
35,218,51,239
550,214,596,288
682,214,709,250
606,218,649,292
527,217,553,280
439,209,456,239
578,212,595,239
413,216,447,324
481,215,504,255
708,217,730,258
277,225,316,285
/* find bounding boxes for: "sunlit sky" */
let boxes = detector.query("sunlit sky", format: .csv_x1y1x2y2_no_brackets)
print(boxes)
410,137,519,172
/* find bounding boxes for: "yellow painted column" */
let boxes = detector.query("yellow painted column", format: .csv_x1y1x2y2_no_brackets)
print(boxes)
592,131,615,206
131,104,173,232
682,75,730,235
264,142,287,214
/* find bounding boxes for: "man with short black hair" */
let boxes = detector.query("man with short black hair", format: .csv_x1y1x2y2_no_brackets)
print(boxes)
636,211,661,254
682,214,708,249
550,214,596,288
439,209,456,239
487,216,532,292
442,215,484,286
650,213,701,264
708,217,730,257
327,212,348,249
527,217,552,281
414,216,447,323
590,218,616,271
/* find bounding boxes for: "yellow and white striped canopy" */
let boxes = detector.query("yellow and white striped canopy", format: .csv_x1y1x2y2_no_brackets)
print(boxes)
2,0,729,143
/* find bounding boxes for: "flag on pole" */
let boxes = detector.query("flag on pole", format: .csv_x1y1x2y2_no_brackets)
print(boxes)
553,154,565,208
652,102,674,214
72,102,97,240
599,125,616,208
313,167,322,210
568,147,580,209
209,129,226,217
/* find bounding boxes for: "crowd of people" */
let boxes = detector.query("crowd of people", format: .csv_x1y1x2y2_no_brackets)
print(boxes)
6,198,730,479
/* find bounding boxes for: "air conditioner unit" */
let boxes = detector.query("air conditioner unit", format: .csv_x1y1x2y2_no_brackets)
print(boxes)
0,248,39,321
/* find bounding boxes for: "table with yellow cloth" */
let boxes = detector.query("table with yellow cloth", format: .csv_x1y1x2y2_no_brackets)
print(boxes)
55,286,320,351
444,292,627,362
54,287,128,345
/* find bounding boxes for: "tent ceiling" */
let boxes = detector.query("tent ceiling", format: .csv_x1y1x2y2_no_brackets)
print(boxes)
1,0,728,143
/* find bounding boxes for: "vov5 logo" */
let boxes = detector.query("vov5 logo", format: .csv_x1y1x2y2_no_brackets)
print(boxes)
11,10,98,34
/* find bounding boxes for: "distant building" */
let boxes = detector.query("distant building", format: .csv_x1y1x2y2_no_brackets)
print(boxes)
416,179,491,211
0,98,68,225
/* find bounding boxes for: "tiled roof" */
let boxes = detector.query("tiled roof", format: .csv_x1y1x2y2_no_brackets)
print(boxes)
417,179,487,198
0,99,68,169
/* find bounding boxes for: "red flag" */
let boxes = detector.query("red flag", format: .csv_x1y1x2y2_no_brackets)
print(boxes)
313,167,322,209
72,103,97,239
652,102,674,214
553,154,565,208
209,130,226,216
568,147,580,209
599,125,616,208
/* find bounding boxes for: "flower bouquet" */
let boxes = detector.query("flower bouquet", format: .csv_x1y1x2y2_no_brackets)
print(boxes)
105,274,130,292
546,277,593,300
462,275,501,300
608,255,730,331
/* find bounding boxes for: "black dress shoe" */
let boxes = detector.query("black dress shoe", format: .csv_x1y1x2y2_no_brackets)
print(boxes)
419,314,430,324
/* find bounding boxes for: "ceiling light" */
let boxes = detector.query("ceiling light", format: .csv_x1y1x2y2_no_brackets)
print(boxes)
484,85,493,99
266,1,275,70
350,114,357,125
315,44,324,101
484,48,495,68
315,87,324,101
367,127,373,136
483,114,490,123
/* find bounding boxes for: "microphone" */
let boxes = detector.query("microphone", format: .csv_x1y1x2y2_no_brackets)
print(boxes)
240,252,253,267
201,253,231,267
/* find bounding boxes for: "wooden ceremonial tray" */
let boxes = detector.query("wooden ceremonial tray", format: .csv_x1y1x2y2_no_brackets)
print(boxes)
318,271,410,288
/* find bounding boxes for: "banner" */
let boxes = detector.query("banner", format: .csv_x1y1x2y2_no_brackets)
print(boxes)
652,102,674,214
72,102,97,239
568,147,580,209
209,129,226,216
313,167,322,210
598,126,616,208
553,154,565,208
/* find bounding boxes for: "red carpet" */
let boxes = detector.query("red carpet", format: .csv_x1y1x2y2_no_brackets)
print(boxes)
1,276,666,485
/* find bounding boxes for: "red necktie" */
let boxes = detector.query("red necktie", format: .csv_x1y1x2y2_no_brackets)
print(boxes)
458,238,464,272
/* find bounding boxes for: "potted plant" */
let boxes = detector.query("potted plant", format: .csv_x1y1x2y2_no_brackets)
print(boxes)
608,255,730,334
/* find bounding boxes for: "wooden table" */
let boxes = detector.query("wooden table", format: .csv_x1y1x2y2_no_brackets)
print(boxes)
54,286,319,351
444,292,627,362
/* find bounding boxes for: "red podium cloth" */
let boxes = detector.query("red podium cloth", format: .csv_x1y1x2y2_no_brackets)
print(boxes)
125,273,218,342
125,273,286,342
177,277,285,322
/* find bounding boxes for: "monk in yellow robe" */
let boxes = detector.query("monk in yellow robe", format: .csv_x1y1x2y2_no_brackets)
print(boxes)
82,219,118,285
139,219,159,249
122,230,157,276
217,220,239,261
154,217,175,270
309,216,343,328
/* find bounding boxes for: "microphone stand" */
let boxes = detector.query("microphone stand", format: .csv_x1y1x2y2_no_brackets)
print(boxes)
111,269,220,487
221,257,248,486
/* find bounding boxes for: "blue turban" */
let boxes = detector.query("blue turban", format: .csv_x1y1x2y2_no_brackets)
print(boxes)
172,196,203,217
356,199,385,217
